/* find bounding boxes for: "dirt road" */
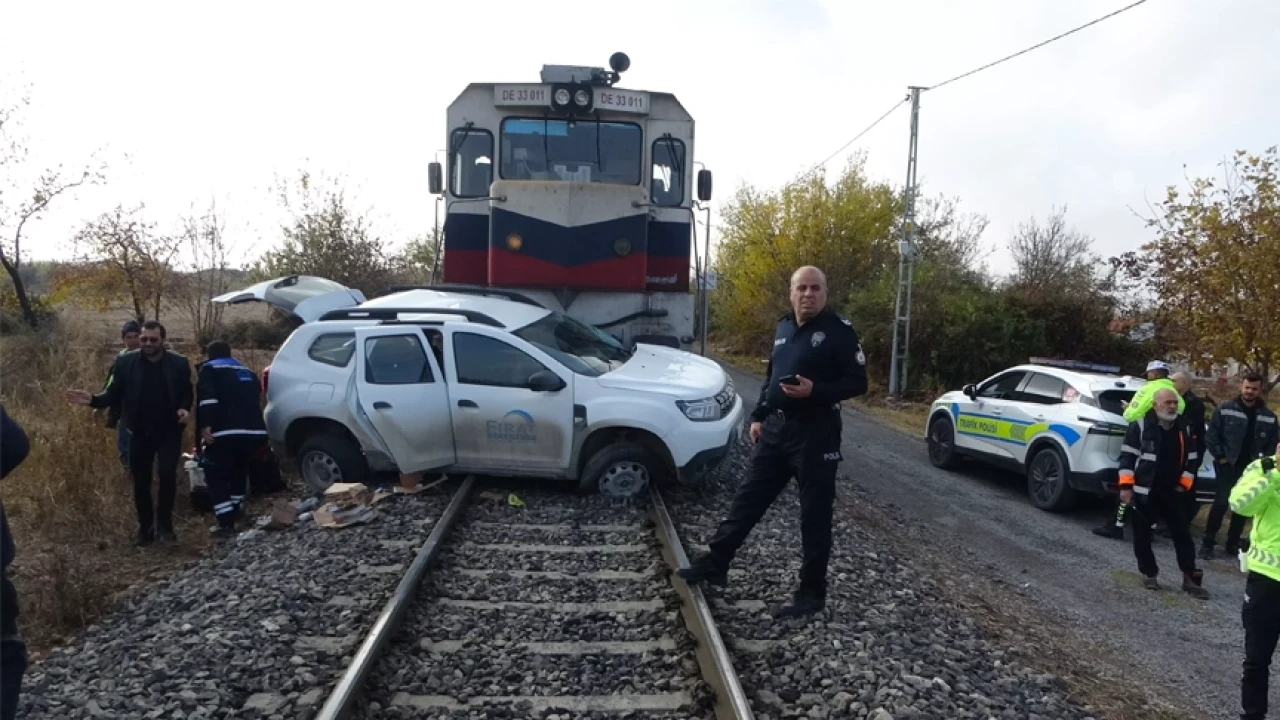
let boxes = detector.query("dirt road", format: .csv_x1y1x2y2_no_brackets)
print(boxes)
724,363,1258,719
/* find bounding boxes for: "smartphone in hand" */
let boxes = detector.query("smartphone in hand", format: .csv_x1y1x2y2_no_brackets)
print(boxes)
779,374,801,386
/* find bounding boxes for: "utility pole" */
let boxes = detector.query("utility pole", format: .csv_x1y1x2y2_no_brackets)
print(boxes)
888,86,923,397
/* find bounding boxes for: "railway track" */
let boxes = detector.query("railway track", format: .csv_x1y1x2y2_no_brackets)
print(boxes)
314,475,754,720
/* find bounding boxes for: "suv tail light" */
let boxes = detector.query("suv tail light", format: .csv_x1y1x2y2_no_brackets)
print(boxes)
262,365,271,395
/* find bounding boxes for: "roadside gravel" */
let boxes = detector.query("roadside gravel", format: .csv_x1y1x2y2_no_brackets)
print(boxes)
16,487,457,720
664,432,1098,720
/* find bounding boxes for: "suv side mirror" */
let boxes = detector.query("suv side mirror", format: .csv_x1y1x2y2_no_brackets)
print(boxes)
696,168,713,202
963,384,977,400
527,370,566,392
428,162,443,196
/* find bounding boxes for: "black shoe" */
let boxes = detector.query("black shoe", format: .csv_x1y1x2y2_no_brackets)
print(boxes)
675,554,729,586
136,529,155,547
1225,543,1239,556
157,527,177,543
1199,543,1214,560
772,592,825,619
1092,524,1124,540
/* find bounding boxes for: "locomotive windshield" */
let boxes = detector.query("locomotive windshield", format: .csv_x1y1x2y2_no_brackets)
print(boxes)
499,118,642,186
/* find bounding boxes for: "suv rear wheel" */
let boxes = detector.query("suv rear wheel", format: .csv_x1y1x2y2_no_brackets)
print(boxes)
579,442,663,498
297,434,368,496
1027,445,1077,512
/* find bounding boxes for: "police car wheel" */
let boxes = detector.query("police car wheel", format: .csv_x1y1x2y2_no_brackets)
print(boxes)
1027,446,1077,512
579,443,661,498
297,434,367,496
927,416,960,469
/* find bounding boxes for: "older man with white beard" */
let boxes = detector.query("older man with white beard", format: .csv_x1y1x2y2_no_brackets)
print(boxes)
1118,387,1210,598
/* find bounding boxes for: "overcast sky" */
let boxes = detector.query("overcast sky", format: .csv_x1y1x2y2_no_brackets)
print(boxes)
3,0,1277,278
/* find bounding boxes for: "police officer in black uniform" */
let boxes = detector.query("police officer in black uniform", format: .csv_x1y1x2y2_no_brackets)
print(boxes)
196,341,268,538
678,266,868,618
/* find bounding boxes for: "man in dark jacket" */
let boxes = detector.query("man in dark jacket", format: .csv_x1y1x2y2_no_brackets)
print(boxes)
1202,372,1279,559
196,341,267,537
102,320,142,468
1118,388,1209,598
67,321,193,546
1,405,31,720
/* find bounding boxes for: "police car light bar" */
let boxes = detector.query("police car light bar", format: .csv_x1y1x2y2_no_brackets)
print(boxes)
1028,357,1122,375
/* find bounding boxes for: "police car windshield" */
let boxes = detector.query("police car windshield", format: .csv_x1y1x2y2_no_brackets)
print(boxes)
513,312,632,377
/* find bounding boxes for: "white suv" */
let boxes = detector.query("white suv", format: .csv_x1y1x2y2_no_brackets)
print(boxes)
213,276,744,497
924,359,1218,512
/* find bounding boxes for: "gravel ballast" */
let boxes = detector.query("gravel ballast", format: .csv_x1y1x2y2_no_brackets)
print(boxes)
663,432,1100,720
16,487,456,720
352,487,714,720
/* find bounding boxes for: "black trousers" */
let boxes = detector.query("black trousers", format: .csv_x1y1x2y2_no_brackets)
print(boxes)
128,427,182,535
1,508,25,720
1207,463,1248,549
205,436,258,528
1129,488,1198,578
1243,571,1280,720
706,410,842,597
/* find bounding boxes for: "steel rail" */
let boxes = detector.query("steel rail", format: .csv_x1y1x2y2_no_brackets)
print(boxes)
314,474,476,720
648,485,755,720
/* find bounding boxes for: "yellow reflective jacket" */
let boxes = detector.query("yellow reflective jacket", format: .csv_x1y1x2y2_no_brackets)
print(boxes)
1230,456,1280,583
1123,378,1186,423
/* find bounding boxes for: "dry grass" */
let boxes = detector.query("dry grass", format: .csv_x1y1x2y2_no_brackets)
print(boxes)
0,307,280,658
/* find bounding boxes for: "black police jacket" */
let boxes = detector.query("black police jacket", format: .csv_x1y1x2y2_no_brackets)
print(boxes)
90,349,193,433
195,357,267,439
751,309,868,422
1207,397,1278,468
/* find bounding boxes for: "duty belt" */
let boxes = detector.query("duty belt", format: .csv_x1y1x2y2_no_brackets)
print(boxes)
768,404,841,422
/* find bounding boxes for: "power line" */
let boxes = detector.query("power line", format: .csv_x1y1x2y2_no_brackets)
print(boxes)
805,97,908,177
925,0,1149,92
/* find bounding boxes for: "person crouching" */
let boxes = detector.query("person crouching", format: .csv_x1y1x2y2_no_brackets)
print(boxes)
1118,387,1210,598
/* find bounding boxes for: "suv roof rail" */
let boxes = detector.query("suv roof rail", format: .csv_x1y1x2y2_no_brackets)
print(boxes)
1028,356,1122,375
383,284,545,308
318,307,505,328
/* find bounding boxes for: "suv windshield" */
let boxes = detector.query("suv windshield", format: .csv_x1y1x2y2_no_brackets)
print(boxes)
513,312,632,377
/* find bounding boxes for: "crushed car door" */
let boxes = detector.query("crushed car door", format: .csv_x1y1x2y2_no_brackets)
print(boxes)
212,275,366,323
441,323,574,472
353,326,456,474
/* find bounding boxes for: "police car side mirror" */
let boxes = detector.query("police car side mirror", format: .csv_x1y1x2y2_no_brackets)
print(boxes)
428,162,444,196
963,384,977,400
527,370,566,392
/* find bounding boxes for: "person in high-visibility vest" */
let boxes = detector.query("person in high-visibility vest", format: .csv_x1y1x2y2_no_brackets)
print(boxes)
1227,442,1280,720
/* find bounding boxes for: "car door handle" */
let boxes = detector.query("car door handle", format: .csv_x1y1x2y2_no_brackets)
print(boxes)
458,399,477,408
373,401,392,410
990,408,1003,415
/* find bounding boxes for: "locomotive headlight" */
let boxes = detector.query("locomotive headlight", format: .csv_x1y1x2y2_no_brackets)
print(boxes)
554,88,571,106
574,89,590,107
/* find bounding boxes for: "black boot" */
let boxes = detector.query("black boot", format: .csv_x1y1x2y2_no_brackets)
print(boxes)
1091,524,1124,540
136,528,155,547
675,554,729,586
157,524,177,543
1199,542,1214,560
772,590,825,619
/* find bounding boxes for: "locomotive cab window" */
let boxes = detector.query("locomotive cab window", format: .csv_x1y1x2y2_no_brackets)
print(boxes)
499,118,642,186
450,128,493,198
651,137,686,207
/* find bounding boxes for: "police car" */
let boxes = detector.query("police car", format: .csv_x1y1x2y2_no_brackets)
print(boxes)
212,276,744,498
924,358,1218,512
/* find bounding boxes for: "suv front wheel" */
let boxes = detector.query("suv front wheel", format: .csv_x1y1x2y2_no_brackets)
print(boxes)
297,434,368,496
579,442,663,498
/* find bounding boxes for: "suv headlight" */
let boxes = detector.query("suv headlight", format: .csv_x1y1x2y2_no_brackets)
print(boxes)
677,397,721,422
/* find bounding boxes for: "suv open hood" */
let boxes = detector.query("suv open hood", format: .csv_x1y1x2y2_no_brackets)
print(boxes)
212,275,366,323
595,344,727,396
